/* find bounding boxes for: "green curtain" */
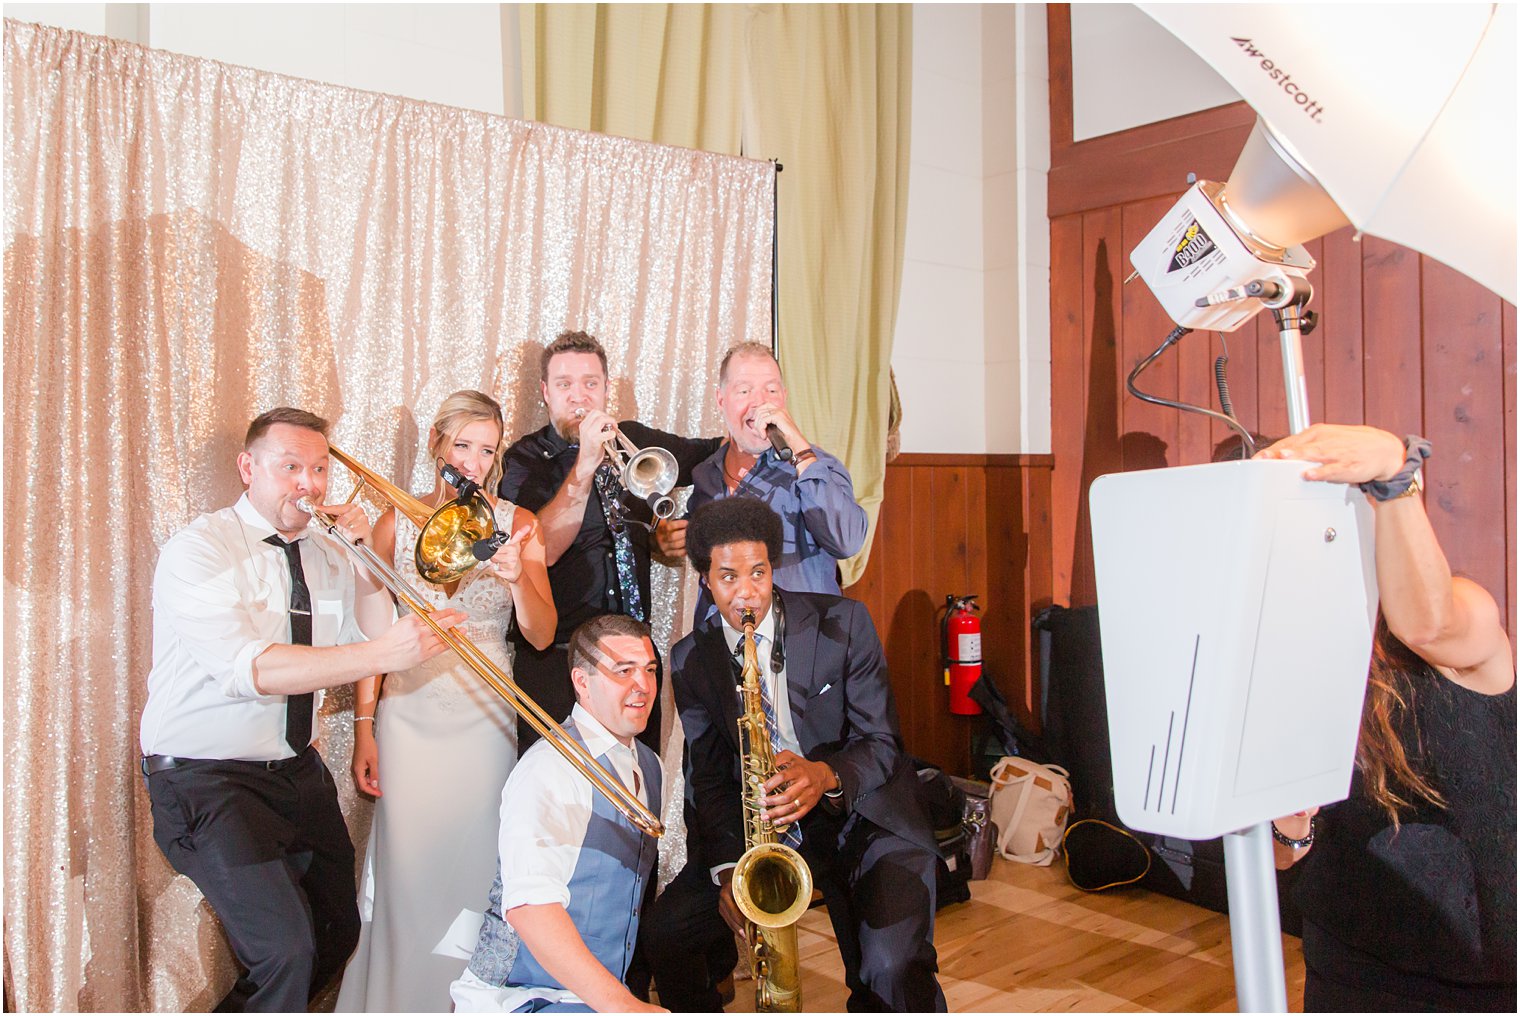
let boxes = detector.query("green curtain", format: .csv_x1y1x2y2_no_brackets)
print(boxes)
522,3,912,584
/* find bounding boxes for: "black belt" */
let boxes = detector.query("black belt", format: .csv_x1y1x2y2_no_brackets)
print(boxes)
141,746,312,776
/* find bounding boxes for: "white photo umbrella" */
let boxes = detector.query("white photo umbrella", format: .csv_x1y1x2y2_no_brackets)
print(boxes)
1141,2,1516,304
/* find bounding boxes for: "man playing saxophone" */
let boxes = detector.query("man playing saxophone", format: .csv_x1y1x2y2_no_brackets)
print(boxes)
670,498,946,1012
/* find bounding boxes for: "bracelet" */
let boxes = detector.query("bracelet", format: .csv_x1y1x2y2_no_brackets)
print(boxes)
793,447,817,465
1359,434,1431,502
1270,817,1315,850
353,715,375,724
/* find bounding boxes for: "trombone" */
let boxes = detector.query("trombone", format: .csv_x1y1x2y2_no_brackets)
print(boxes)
575,409,679,519
307,445,664,838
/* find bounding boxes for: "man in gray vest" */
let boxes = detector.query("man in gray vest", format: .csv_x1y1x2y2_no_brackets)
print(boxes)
450,614,668,1013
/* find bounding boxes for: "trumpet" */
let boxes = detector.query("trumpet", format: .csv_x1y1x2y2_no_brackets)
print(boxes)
308,446,664,838
574,409,678,518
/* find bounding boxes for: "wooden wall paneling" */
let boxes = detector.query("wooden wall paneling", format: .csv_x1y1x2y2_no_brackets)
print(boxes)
985,463,1029,731
1119,196,1185,470
1360,237,1425,438
1067,208,1124,606
965,464,991,626
1505,303,1517,639
1254,299,1291,440
1301,237,1327,428
877,461,920,759
964,465,1005,746
1420,259,1509,629
849,457,1049,775
1318,227,1366,426
1045,5,1254,218
1046,4,1074,148
930,464,973,767
1220,300,1262,446
1048,114,1254,219
1048,215,1086,607
1021,463,1055,728
904,465,941,761
1175,320,1216,466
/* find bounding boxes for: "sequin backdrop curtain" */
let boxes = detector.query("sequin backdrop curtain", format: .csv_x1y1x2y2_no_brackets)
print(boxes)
2,20,772,1012
522,3,912,586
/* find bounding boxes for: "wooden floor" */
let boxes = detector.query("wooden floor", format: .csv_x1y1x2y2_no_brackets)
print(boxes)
725,857,1306,1013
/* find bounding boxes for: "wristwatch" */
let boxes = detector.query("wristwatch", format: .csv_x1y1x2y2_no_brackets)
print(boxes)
1360,434,1431,502
1270,817,1315,850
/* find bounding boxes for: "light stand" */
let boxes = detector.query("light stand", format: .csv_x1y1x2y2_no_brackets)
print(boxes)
1105,117,1375,1015
1228,279,1314,1014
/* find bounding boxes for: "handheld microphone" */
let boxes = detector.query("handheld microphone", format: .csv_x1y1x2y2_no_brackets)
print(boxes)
471,531,508,561
439,462,481,501
766,423,794,462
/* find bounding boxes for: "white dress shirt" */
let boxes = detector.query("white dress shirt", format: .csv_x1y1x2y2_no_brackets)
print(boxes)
706,605,803,883
139,494,367,761
719,604,801,755
450,703,651,1013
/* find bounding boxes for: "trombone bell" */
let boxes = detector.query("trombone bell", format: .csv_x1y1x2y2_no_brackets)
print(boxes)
416,494,497,584
325,444,497,585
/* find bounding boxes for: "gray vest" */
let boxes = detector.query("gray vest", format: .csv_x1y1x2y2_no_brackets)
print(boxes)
467,718,661,991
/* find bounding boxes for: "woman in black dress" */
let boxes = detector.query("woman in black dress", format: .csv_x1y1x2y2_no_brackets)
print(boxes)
1260,424,1515,1012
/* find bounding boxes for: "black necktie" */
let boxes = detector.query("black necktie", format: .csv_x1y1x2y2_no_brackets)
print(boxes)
265,535,314,753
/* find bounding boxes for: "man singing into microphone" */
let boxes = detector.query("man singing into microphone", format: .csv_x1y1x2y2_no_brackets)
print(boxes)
687,341,867,622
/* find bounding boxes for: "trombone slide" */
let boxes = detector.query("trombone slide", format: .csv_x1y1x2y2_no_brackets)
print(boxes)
298,493,663,838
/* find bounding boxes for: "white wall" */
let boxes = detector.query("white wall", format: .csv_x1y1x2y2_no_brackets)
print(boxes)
3,3,518,117
892,3,1050,455
1070,3,1238,141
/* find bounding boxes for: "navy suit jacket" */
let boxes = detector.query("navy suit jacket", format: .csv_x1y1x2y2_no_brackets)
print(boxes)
670,588,938,868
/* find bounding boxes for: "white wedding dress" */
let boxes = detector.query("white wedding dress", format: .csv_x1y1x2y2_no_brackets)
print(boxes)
336,501,518,1013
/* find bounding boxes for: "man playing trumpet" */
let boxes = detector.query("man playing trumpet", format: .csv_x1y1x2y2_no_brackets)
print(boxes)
500,330,719,752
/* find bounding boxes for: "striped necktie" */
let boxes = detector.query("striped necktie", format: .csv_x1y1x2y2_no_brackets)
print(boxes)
736,632,803,848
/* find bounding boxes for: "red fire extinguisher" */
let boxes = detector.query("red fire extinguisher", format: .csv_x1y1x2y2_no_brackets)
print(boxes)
942,594,984,715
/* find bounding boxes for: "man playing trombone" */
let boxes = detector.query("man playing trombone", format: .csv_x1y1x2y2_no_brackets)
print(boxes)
138,407,464,1011
499,331,720,753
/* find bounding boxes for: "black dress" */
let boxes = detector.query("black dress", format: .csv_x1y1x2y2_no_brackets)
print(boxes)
1292,669,1516,1012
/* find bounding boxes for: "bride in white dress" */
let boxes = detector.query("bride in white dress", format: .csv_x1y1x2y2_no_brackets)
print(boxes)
337,390,556,1012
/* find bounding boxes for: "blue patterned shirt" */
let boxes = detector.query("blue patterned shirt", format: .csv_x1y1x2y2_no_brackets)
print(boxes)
689,442,867,622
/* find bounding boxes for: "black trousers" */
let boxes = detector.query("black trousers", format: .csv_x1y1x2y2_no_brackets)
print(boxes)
802,810,946,1013
514,640,662,754
145,748,360,1012
638,846,739,1011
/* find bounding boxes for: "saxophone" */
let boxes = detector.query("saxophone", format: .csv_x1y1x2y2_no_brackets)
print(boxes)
731,607,814,1012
